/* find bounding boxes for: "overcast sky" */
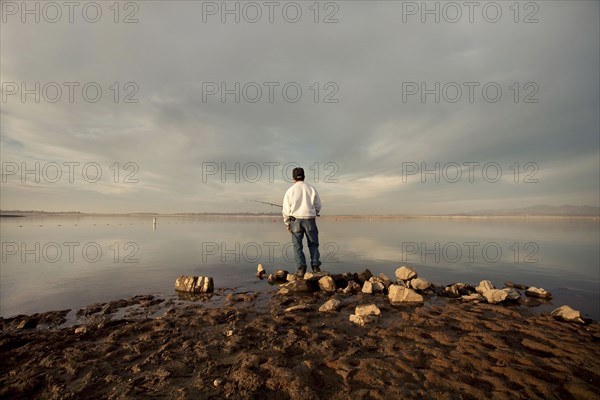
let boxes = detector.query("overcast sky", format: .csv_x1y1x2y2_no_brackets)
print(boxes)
1,1,598,214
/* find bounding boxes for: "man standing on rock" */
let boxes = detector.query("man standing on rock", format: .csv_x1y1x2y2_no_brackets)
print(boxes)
283,167,322,278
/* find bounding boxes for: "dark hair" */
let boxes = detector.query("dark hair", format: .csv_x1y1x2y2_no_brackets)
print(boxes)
292,167,305,181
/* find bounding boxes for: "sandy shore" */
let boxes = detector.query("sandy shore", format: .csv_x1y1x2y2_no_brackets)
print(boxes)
1,288,599,400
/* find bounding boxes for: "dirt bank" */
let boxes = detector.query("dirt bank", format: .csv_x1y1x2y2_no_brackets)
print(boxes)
1,290,599,400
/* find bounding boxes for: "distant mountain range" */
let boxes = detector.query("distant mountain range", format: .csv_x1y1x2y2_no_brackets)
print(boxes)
1,205,598,217
449,205,599,217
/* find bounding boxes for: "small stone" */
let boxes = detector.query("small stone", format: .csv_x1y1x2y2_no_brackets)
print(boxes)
226,330,234,337
286,274,297,282
461,293,485,302
388,284,424,303
395,266,417,281
504,281,528,290
318,276,337,292
256,264,266,279
319,299,342,312
410,277,431,290
366,277,385,293
379,273,391,282
443,283,474,298
267,274,275,285
277,287,291,296
551,305,585,324
273,269,289,283
284,304,313,313
349,314,377,326
213,379,224,387
342,281,361,294
361,281,373,294
482,289,509,304
525,287,552,299
74,326,87,334
355,304,381,317
519,297,541,307
196,276,214,293
476,280,495,294
502,287,521,300
372,281,385,293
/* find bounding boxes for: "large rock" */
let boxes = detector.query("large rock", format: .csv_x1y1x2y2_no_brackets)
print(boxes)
175,276,214,293
410,277,431,290
283,279,312,293
318,276,337,292
395,266,417,281
551,305,585,324
355,304,381,316
476,280,495,294
482,289,509,304
525,287,552,299
319,299,342,312
502,288,521,301
388,284,424,303
350,304,380,326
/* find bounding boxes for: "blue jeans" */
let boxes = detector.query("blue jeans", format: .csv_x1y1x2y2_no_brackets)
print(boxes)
290,218,321,270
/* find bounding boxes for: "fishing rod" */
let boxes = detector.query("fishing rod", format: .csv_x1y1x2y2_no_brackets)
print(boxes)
251,200,320,217
250,200,283,208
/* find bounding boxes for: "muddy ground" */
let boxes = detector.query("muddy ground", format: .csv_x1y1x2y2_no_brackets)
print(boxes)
1,290,599,400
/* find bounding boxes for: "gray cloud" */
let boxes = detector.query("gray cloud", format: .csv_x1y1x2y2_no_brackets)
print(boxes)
1,1,598,214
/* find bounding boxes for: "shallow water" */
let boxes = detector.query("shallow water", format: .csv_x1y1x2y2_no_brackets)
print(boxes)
1,215,598,319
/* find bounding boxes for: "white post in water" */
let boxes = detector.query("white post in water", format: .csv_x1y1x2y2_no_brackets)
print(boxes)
153,217,157,230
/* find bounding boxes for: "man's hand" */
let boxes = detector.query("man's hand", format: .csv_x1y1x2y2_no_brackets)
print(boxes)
286,225,291,232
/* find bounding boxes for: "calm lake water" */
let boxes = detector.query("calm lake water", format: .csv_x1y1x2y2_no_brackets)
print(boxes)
1,216,599,320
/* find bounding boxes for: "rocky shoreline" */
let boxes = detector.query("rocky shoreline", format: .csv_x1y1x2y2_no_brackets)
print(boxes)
1,267,600,400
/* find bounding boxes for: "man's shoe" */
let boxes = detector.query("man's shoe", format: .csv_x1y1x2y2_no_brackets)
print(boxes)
311,265,321,273
296,266,307,278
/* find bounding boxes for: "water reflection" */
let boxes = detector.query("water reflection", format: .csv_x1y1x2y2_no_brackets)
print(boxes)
1,215,598,319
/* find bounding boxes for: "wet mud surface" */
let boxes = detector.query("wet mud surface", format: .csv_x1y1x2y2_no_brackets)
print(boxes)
1,290,599,400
